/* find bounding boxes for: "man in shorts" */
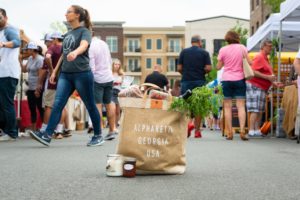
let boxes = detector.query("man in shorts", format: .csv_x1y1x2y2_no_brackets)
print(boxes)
89,35,118,140
246,39,276,137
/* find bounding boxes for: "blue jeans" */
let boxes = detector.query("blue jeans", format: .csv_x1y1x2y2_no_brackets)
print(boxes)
0,77,18,138
45,71,101,136
181,80,206,95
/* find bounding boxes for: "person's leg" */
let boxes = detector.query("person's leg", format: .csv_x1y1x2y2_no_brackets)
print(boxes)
105,103,116,132
236,99,246,134
0,77,18,138
45,73,74,136
103,83,114,133
96,104,103,128
249,112,258,132
36,92,44,123
74,71,101,137
27,90,38,130
223,99,233,138
234,79,247,140
115,104,121,127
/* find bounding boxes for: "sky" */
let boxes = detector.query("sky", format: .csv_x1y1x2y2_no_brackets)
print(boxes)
0,0,250,42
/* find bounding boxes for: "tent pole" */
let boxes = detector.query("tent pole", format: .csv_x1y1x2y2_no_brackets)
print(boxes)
276,20,283,137
270,31,274,137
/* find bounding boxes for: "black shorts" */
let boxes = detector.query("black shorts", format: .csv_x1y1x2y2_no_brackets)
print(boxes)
94,81,113,104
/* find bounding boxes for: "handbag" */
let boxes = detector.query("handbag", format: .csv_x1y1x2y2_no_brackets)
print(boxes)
72,102,81,121
240,46,254,80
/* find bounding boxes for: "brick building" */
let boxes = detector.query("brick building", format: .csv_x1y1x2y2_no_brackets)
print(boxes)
250,0,272,35
92,21,125,63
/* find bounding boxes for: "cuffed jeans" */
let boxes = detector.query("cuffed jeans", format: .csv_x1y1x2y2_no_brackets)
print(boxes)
45,71,101,136
0,77,18,138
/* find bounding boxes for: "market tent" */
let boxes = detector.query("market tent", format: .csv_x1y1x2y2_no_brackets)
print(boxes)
247,13,300,52
280,0,300,22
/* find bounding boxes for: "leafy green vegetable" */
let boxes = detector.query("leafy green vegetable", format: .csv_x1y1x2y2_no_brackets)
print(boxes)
170,86,223,118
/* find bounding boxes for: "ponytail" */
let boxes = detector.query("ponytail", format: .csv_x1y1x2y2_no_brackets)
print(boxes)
71,5,93,31
83,9,93,31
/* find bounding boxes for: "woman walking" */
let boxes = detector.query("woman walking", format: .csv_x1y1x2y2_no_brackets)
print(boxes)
30,5,103,146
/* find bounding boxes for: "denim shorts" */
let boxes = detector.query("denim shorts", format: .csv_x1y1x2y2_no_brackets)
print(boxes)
94,81,113,104
221,79,246,99
181,80,206,95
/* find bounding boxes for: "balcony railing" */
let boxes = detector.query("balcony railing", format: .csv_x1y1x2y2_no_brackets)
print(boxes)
126,46,141,52
125,66,141,72
167,46,182,53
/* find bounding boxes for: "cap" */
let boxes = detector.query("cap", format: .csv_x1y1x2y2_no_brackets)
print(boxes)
42,33,53,42
51,31,64,39
22,42,38,50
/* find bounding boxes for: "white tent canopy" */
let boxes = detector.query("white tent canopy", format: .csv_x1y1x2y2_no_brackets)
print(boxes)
247,13,300,52
280,0,300,21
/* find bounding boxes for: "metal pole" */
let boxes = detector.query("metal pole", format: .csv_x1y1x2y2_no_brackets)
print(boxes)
276,20,283,137
270,31,274,137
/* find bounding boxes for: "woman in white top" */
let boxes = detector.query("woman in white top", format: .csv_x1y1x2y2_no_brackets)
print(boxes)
111,59,124,127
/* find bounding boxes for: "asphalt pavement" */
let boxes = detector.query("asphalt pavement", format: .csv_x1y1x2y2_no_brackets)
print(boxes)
0,129,300,200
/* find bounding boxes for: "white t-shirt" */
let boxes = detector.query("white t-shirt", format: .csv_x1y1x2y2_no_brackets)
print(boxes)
0,25,21,79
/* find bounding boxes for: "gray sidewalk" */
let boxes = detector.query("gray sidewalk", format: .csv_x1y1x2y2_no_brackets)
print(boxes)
0,129,300,200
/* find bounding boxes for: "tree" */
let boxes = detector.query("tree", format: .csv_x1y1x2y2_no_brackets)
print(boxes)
264,0,285,13
231,21,249,46
49,21,67,34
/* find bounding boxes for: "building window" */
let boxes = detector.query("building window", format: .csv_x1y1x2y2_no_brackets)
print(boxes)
251,26,255,35
213,39,225,54
128,58,140,72
128,39,140,52
146,58,152,69
256,21,259,30
156,39,162,50
106,36,118,53
168,58,176,72
256,0,259,6
169,39,181,52
156,58,162,65
146,39,152,50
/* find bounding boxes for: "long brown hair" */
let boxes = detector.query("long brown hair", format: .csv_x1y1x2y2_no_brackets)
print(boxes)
71,5,93,31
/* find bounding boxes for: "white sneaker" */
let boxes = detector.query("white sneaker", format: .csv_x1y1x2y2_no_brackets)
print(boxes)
248,130,255,136
254,130,262,136
0,134,16,141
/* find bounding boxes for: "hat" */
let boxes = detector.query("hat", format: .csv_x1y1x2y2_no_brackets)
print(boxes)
42,33,53,42
51,31,64,39
22,42,38,50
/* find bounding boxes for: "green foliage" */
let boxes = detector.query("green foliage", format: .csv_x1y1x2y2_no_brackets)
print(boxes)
170,86,216,118
231,21,249,46
206,54,218,82
49,21,67,34
264,0,285,13
270,38,279,68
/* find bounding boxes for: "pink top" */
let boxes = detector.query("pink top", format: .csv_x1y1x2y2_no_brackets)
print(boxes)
218,44,248,81
89,37,113,84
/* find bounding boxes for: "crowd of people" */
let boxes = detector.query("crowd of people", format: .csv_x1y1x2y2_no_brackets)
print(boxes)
0,5,297,147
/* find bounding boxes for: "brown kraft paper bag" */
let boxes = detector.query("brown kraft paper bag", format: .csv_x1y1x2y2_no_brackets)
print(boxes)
117,97,188,175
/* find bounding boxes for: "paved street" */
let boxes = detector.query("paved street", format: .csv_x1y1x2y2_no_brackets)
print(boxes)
1,129,300,200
